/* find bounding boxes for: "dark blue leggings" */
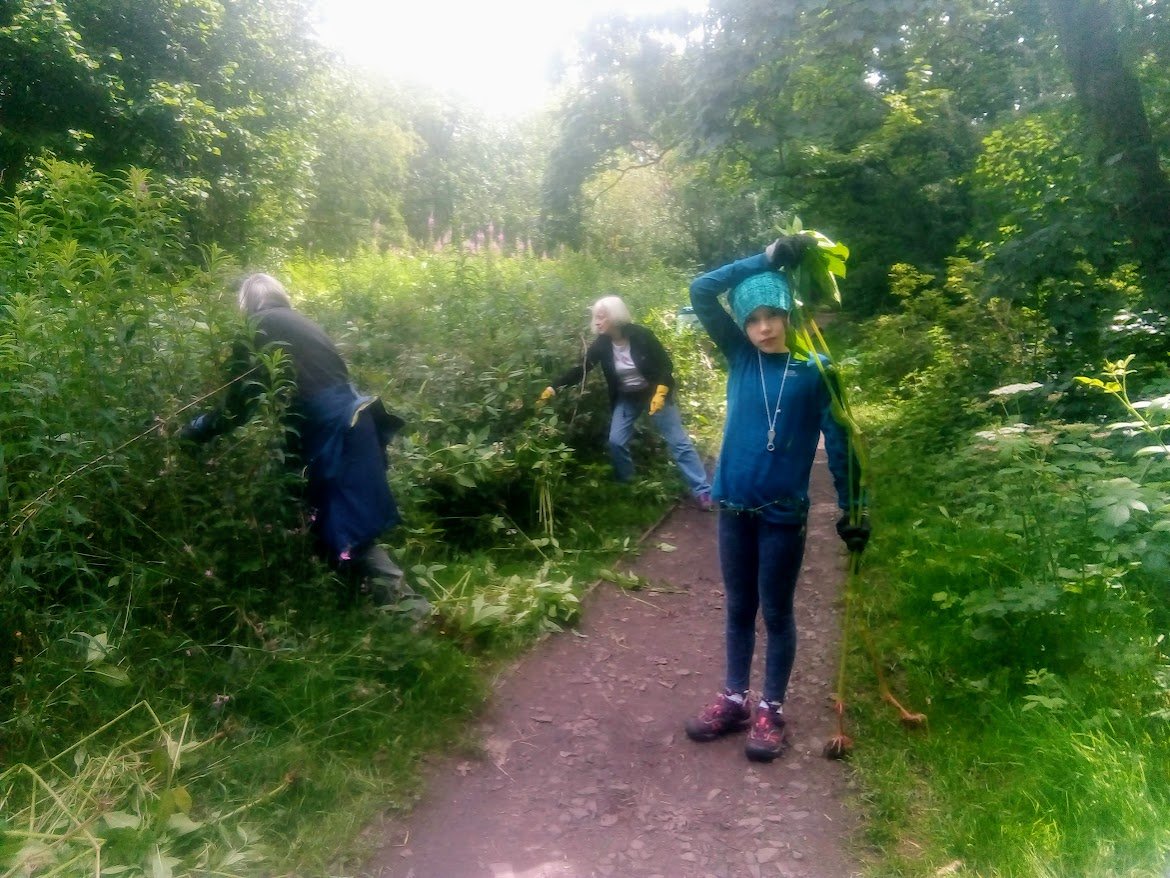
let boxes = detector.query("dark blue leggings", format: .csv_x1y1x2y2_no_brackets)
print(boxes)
718,511,807,703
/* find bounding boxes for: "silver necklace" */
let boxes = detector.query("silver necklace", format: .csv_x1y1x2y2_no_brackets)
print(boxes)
758,351,790,452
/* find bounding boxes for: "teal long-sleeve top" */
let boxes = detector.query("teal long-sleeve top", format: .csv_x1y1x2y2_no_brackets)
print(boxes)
689,253,861,524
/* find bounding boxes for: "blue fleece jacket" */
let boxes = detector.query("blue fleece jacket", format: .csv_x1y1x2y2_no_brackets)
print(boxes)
690,253,860,523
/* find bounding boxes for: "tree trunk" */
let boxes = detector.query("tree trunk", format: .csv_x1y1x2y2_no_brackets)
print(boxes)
1047,0,1170,316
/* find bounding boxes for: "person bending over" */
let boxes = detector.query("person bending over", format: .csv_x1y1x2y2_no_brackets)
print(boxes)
539,295,711,508
181,273,429,617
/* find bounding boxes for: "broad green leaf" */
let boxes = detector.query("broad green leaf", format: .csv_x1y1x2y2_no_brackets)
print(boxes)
156,785,193,822
102,811,141,830
89,664,131,686
1105,504,1131,528
1134,445,1169,457
149,846,176,878
166,813,203,835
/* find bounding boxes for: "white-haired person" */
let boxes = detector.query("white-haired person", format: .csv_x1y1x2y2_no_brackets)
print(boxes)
539,295,712,508
180,273,429,617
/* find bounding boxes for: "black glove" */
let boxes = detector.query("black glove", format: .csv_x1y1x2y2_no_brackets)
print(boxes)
836,513,871,553
179,413,214,444
766,234,817,269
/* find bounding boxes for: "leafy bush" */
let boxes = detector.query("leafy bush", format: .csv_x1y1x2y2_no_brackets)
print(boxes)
850,287,1170,875
283,250,704,553
855,258,1051,449
890,416,1167,700
1,161,708,872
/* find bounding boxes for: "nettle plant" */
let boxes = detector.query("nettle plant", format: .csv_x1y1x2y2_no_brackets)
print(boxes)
2,163,191,680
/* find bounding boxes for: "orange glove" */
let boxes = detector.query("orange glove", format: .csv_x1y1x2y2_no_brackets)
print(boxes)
649,385,669,416
537,386,556,406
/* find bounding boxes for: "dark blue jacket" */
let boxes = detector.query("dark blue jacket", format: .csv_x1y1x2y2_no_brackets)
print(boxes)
297,384,400,558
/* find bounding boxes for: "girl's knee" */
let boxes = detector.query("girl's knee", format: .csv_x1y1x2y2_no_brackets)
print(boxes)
725,598,758,628
760,606,795,634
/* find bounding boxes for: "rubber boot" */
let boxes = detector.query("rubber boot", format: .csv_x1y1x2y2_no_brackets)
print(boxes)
356,544,432,620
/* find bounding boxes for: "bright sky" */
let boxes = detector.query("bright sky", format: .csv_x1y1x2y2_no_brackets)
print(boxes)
311,0,707,117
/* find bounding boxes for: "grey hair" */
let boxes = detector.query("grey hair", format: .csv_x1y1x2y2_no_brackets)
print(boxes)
591,295,632,326
237,273,292,314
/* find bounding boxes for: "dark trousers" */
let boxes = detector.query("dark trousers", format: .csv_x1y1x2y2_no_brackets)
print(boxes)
718,511,807,703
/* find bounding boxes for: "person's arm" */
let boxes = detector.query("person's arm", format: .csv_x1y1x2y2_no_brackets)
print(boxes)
633,325,674,388
180,340,263,442
549,337,602,392
631,326,674,414
688,253,772,356
818,363,861,506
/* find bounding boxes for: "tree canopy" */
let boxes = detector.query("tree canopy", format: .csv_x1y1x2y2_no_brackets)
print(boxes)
2,0,1168,349
545,0,1170,330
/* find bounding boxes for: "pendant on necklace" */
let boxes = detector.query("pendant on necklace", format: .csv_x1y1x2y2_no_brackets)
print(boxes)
767,429,776,452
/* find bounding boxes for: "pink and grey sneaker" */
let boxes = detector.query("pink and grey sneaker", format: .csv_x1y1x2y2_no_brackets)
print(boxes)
695,491,716,512
745,701,789,762
685,690,751,742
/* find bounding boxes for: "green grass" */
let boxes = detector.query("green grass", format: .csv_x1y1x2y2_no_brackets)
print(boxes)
850,699,1170,877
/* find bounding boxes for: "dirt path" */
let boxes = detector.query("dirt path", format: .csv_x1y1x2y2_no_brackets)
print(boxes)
360,451,861,878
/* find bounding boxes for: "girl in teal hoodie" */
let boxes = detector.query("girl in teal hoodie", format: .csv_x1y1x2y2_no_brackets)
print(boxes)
684,237,869,762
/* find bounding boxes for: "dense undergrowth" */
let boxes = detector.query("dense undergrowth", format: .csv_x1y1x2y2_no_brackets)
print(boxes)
839,261,1170,876
0,162,722,875
4,160,1170,877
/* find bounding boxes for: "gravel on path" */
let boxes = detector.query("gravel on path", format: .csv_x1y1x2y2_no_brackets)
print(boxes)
361,450,862,878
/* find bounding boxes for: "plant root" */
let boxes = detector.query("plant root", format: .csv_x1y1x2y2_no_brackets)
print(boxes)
882,690,928,728
823,699,854,760
823,732,854,760
863,627,928,729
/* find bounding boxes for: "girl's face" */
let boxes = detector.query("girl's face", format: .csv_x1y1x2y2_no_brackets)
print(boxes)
745,306,789,353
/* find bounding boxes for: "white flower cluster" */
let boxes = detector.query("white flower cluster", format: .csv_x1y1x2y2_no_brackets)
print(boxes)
974,424,1033,441
988,382,1043,397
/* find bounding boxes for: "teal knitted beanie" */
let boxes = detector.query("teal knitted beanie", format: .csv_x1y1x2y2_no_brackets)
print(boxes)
730,271,792,328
